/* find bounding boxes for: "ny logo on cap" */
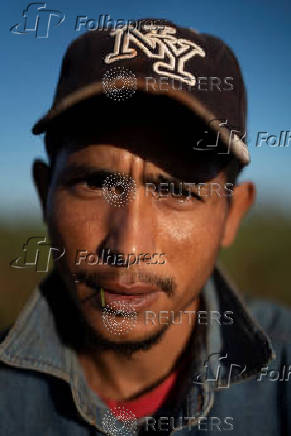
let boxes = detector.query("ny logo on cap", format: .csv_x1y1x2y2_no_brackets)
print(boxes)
104,25,206,86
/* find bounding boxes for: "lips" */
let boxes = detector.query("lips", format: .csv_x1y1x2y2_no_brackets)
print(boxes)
87,283,162,310
103,288,161,310
101,283,161,295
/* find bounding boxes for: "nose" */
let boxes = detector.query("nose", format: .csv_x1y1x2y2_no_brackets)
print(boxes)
101,180,158,260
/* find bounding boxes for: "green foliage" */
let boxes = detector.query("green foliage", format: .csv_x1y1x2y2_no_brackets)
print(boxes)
219,210,291,307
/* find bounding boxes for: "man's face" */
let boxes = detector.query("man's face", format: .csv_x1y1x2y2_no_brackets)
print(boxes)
34,113,254,348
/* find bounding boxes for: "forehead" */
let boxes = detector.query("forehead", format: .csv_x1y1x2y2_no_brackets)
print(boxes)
48,94,231,181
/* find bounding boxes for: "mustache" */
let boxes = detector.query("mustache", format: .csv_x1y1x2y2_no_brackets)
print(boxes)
73,269,176,298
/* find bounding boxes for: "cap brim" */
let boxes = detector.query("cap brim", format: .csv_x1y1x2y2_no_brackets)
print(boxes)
32,78,249,164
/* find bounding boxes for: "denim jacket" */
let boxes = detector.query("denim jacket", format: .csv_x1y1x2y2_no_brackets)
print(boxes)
0,267,290,435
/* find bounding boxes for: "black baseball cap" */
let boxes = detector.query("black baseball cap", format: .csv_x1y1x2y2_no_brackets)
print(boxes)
32,18,249,165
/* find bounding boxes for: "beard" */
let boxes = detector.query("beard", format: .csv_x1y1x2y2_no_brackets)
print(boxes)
40,268,172,357
79,322,170,357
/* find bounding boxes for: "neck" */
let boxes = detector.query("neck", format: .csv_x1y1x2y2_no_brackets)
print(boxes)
78,298,199,401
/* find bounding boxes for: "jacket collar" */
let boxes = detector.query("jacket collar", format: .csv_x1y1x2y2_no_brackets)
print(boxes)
0,276,105,428
204,267,275,387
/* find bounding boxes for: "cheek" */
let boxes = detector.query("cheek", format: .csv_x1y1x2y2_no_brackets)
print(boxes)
46,191,107,267
157,204,226,280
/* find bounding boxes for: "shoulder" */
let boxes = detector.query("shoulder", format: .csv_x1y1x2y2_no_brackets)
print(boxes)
246,297,291,345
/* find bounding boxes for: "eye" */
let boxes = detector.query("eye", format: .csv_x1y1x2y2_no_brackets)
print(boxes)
73,174,104,189
166,183,203,201
152,182,204,211
83,174,104,190
181,189,203,201
65,174,106,197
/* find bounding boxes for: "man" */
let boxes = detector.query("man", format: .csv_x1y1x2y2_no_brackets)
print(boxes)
0,18,290,435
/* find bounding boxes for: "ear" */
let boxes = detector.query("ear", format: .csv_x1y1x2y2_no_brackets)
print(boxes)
221,182,256,247
32,159,51,222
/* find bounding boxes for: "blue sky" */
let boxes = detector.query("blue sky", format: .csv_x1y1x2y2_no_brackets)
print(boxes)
1,0,290,220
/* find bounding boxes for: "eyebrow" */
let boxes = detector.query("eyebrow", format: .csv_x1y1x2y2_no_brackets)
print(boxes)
144,173,184,185
58,165,177,184
57,165,113,184
144,173,205,200
144,173,200,191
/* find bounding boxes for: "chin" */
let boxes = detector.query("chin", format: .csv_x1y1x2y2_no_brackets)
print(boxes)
92,314,165,340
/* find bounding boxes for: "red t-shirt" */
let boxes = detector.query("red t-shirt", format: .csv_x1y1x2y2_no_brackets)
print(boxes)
101,370,178,419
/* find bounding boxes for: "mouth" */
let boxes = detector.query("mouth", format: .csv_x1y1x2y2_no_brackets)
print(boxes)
84,283,162,310
103,288,161,310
